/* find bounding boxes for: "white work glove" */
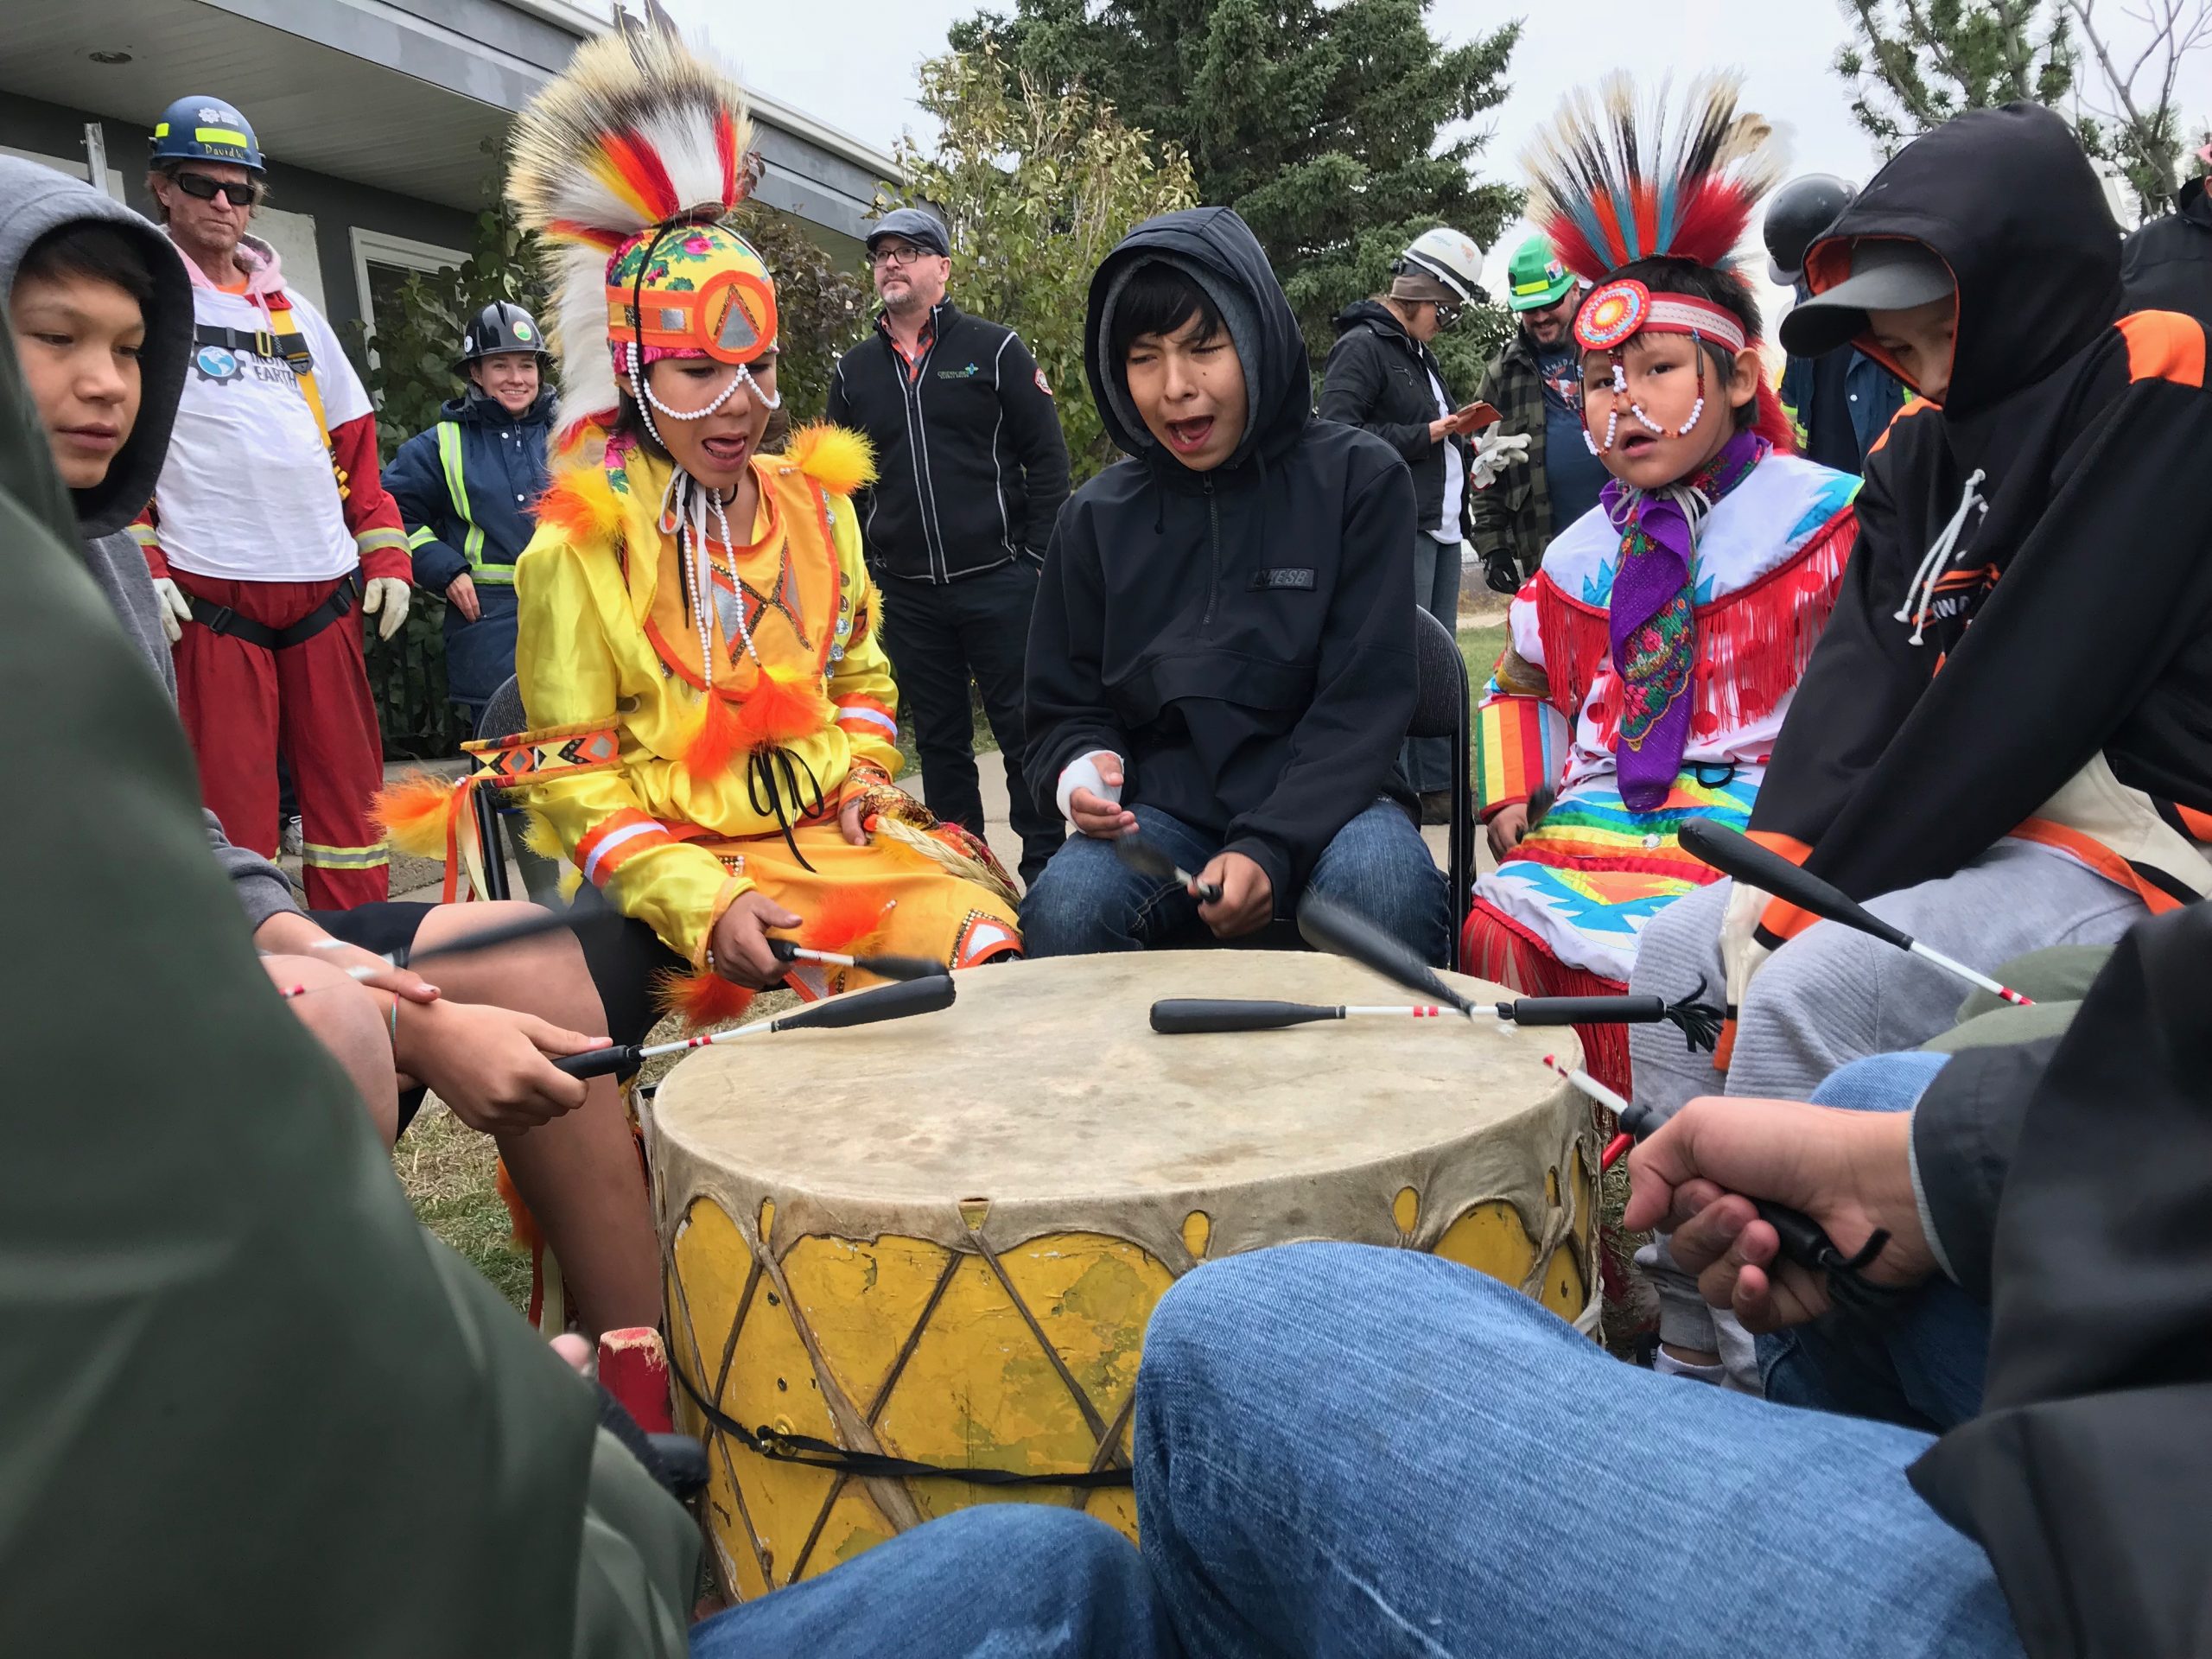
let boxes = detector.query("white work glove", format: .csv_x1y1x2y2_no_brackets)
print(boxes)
1719,880,1774,1021
152,576,192,645
1466,430,1532,490
362,575,410,642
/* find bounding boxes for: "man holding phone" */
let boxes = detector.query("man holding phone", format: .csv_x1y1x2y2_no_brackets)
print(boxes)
1320,227,1500,822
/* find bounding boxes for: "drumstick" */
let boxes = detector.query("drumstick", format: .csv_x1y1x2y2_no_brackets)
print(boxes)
1542,1056,1892,1282
551,974,957,1079
767,938,950,982
1148,993,1721,1049
1114,834,1224,904
1675,819,2033,1007
1294,891,1479,1017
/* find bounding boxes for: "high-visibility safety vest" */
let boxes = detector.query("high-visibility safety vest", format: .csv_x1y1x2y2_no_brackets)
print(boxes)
414,420,508,584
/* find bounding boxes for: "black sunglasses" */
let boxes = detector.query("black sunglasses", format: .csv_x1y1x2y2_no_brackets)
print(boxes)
172,171,259,207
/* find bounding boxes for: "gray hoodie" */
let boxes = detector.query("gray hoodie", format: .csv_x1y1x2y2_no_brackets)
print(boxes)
0,156,300,931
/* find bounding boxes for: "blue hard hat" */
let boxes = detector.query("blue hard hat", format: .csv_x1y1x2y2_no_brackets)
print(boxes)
149,96,264,173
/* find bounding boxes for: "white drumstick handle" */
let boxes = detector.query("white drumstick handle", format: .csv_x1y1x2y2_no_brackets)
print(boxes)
1907,940,2032,1004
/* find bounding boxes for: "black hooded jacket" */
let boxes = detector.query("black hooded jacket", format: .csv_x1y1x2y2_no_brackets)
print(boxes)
1906,904,2212,1658
2120,174,2212,327
1024,207,1417,900
1318,298,1470,537
1748,103,2212,928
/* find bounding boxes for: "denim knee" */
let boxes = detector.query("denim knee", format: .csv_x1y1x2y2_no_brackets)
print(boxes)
1809,1051,1950,1116
1306,805,1451,964
1021,839,1136,956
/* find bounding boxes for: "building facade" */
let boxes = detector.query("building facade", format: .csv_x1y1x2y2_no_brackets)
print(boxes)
3,0,896,366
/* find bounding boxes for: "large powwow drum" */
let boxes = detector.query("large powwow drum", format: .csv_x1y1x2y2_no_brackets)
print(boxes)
652,950,1599,1598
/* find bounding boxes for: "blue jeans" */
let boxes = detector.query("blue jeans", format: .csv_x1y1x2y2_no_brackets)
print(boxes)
1135,1244,2022,1658
688,1503,1179,1657
1021,801,1451,966
1758,1053,1990,1431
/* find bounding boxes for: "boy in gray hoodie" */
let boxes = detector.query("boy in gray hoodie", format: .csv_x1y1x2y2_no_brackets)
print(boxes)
0,157,659,1338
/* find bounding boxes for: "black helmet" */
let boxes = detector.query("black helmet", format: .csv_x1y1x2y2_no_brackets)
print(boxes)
1764,174,1856,286
454,300,549,372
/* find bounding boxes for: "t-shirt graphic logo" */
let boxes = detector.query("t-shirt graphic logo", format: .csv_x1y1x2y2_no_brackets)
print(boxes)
194,344,243,384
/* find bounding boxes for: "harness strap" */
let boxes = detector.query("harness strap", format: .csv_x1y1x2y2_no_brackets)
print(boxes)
260,294,348,502
188,577,357,651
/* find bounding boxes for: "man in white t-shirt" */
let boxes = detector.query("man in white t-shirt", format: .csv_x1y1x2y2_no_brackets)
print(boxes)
130,95,411,907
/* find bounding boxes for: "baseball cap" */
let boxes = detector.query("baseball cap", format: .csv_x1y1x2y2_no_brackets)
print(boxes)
867,207,950,258
1779,239,1955,357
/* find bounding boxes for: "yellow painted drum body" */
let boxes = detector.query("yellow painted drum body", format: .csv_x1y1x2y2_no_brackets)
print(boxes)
651,950,1599,1598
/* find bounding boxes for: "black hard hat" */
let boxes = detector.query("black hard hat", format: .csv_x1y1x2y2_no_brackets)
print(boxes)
454,300,549,372
866,207,950,258
1764,175,1856,286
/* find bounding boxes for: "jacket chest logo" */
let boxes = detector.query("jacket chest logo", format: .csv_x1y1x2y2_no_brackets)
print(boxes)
1249,567,1316,591
935,362,982,379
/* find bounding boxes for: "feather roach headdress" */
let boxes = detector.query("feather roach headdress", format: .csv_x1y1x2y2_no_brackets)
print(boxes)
1522,73,1792,449
1523,72,1783,292
506,1,778,444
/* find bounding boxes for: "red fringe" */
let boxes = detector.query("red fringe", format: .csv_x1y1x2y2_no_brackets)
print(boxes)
1529,514,1853,745
1462,900,1632,1100
654,968,758,1031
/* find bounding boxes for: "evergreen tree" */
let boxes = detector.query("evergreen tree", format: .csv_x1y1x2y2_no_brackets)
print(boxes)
1834,0,2209,222
950,0,1522,367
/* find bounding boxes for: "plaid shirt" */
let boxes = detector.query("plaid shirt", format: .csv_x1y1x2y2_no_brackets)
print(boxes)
1466,330,1554,580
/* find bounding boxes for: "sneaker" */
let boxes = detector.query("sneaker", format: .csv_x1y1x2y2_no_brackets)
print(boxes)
1418,790,1454,826
281,814,304,855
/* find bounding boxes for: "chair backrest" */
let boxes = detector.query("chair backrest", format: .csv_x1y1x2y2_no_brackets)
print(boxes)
476,674,528,743
1408,607,1467,739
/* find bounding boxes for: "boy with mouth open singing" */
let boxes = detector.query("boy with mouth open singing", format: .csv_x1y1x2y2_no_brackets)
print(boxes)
1022,207,1451,963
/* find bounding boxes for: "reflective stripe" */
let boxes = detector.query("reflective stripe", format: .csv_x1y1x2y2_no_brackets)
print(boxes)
195,126,253,149
576,810,676,887
435,421,493,577
836,705,899,737
408,524,440,550
301,841,390,869
355,526,410,556
1511,276,1554,296
128,523,160,548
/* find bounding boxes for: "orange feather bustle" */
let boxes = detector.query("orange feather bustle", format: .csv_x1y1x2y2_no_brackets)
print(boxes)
374,770,463,860
798,887,893,956
682,664,834,781
655,967,757,1030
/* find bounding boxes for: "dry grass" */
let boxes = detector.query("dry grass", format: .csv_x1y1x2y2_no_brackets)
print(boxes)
394,991,804,1313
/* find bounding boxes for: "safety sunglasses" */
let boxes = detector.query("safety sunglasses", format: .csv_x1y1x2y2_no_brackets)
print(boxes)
172,171,260,207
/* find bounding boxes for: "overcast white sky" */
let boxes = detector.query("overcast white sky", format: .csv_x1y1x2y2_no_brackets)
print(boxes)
657,3,1908,331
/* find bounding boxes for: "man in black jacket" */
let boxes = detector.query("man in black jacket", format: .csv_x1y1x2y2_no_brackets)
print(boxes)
1022,207,1450,963
1318,227,1493,823
2120,147,2211,325
826,207,1071,887
1129,903,2208,1657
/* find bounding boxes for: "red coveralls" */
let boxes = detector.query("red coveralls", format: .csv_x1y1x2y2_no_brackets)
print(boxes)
134,243,410,909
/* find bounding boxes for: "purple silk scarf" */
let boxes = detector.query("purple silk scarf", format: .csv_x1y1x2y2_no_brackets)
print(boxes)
1602,428,1770,810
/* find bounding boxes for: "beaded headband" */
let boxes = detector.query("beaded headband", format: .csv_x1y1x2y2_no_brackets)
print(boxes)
1574,277,1747,355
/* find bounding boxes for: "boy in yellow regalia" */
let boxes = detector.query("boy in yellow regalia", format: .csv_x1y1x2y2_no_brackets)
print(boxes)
493,26,1020,1022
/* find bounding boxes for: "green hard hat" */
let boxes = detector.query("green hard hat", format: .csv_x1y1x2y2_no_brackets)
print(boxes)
1506,234,1575,312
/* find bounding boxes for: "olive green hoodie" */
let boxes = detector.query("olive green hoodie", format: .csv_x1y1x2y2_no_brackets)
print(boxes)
0,238,693,1651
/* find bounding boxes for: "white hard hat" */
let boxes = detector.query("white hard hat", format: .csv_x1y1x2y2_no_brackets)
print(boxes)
1397,227,1489,305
